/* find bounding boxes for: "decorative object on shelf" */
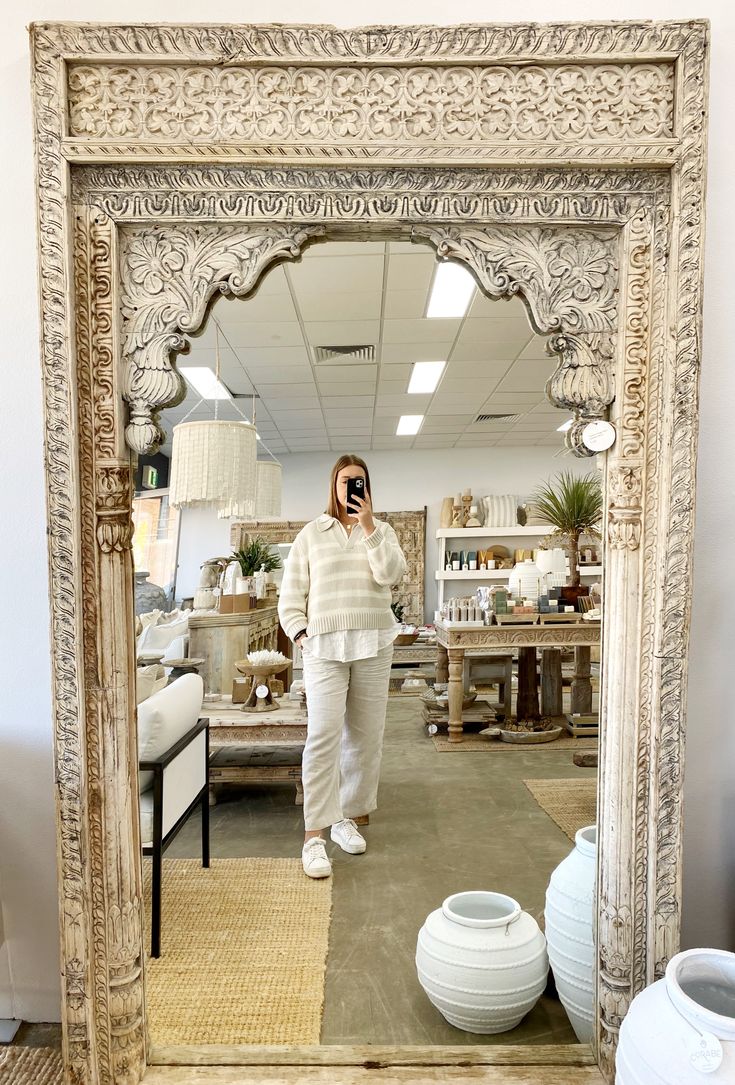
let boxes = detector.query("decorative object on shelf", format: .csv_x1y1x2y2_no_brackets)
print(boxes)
193,559,224,611
451,501,463,527
482,495,520,528
531,472,603,587
416,890,548,1033
134,570,170,615
466,505,482,527
616,948,735,1084
440,497,455,529
461,490,473,527
254,459,283,518
232,537,283,577
500,722,562,743
508,557,543,602
390,601,405,624
545,825,597,1043
234,650,290,713
517,501,551,528
165,657,206,684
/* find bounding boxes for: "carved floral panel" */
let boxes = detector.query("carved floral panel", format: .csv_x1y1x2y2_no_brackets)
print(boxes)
67,62,674,145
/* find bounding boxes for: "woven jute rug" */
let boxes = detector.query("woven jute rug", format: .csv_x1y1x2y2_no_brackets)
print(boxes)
0,1047,63,1085
523,778,598,841
144,857,332,1045
432,734,597,753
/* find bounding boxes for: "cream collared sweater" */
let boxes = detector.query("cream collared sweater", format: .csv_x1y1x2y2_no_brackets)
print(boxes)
278,515,408,640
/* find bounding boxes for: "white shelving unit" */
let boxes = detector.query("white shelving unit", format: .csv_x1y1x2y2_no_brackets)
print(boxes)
436,525,552,610
435,527,602,609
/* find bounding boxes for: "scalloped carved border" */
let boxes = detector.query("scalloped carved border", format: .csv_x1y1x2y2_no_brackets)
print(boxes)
30,19,708,1085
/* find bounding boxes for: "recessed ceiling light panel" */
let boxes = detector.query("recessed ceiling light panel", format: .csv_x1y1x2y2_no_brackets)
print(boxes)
179,367,231,400
408,361,446,394
426,262,476,319
396,415,424,436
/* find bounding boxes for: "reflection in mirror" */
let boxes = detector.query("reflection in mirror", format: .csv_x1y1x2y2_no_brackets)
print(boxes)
132,238,603,1048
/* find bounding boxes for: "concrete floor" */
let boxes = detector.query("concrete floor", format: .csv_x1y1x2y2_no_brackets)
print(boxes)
168,694,596,1047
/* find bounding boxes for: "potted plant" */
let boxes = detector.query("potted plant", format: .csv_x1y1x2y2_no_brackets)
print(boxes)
532,471,603,588
232,537,282,577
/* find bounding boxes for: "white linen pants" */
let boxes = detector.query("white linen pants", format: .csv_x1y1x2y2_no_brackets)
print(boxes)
301,643,393,831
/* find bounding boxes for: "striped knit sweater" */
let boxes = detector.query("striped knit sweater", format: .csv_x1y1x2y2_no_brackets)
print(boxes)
278,514,408,640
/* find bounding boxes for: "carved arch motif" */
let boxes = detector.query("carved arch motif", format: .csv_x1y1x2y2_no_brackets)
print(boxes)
121,222,617,456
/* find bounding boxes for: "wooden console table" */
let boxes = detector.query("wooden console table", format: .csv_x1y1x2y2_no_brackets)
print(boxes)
189,606,279,695
435,620,601,742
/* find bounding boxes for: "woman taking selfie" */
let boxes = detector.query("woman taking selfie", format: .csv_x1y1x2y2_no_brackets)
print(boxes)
278,454,408,878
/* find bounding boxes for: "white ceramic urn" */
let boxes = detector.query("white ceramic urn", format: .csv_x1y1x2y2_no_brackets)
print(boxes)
544,824,597,1043
415,891,548,1034
616,948,735,1083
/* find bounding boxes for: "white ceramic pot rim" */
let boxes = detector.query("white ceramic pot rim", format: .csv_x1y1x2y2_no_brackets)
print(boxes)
574,824,597,857
442,891,521,928
665,947,735,1039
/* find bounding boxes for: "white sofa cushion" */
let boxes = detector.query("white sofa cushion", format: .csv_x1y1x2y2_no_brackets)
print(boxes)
137,673,204,793
137,611,190,656
136,664,168,705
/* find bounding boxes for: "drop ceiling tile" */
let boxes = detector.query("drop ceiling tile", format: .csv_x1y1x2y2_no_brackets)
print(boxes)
327,426,373,436
453,434,500,446
237,347,311,367
376,393,431,409
270,409,324,422
421,415,474,433
383,290,429,320
428,393,486,410
452,340,531,363
386,253,437,294
377,379,409,396
372,436,416,448
517,337,553,362
309,241,387,256
530,401,565,415
439,378,500,394
314,364,377,383
258,382,317,398
481,392,545,410
388,241,434,255
382,342,453,364
215,290,298,324
288,440,332,451
261,397,321,412
322,410,374,423
245,365,314,385
298,291,383,323
412,435,457,448
372,417,401,436
304,321,381,346
378,363,411,383
246,264,289,296
468,293,533,325
317,383,376,397
320,395,375,409
289,254,384,296
495,358,557,393
223,323,306,348
383,318,461,344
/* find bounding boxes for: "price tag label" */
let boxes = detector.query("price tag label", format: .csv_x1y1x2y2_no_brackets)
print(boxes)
255,684,270,699
687,1032,723,1074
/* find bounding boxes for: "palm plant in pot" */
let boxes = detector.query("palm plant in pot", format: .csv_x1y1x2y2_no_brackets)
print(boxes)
532,471,603,589
232,536,282,577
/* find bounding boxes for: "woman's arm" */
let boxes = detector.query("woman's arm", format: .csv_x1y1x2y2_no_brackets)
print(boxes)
277,533,310,640
363,523,408,587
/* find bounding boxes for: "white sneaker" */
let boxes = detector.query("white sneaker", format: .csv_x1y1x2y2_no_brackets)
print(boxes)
330,818,367,855
302,838,332,879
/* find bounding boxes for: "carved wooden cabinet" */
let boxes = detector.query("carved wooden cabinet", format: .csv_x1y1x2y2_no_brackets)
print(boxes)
188,606,278,695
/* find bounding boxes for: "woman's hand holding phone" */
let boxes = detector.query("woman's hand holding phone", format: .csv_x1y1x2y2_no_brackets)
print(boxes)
347,487,376,537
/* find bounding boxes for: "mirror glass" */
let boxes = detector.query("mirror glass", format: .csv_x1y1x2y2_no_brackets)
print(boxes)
133,238,602,1049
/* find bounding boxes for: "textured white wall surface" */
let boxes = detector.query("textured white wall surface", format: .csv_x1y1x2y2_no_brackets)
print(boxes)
0,0,732,1022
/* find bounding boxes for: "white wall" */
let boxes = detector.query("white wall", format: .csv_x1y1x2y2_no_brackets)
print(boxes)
1,0,733,1024
173,447,591,615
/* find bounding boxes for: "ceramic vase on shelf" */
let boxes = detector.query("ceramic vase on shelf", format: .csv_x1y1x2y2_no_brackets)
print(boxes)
440,497,455,529
616,948,735,1083
544,825,597,1043
134,570,169,615
415,891,547,1034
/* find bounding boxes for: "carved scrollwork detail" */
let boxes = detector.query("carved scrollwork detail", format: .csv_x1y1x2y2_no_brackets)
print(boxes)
417,225,617,429
607,464,644,551
119,224,325,454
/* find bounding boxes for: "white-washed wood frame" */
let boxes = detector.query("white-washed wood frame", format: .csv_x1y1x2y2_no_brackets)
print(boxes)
30,19,708,1085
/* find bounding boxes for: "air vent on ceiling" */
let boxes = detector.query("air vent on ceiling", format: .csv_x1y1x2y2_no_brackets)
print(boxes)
313,344,376,363
472,413,520,424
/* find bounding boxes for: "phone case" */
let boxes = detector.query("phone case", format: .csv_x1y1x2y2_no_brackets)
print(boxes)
346,477,365,511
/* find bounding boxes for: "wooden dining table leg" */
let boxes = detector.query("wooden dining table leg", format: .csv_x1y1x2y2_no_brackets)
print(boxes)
541,648,563,717
517,646,541,722
571,645,593,713
447,647,465,742
436,643,449,690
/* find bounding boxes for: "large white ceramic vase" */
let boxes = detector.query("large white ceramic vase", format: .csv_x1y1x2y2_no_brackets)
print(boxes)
544,824,597,1043
415,890,548,1034
616,948,735,1083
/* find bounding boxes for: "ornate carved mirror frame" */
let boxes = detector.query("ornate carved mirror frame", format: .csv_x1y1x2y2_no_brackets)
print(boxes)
30,19,708,1085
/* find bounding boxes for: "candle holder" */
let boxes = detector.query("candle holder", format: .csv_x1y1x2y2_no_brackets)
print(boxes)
234,659,290,712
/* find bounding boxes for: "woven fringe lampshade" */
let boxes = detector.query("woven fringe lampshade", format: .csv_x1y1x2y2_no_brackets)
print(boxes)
169,420,257,519
255,460,283,518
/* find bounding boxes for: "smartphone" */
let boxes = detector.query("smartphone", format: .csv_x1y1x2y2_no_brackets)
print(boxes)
345,476,366,514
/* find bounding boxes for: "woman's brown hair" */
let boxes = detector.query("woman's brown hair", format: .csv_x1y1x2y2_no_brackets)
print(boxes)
326,454,372,519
